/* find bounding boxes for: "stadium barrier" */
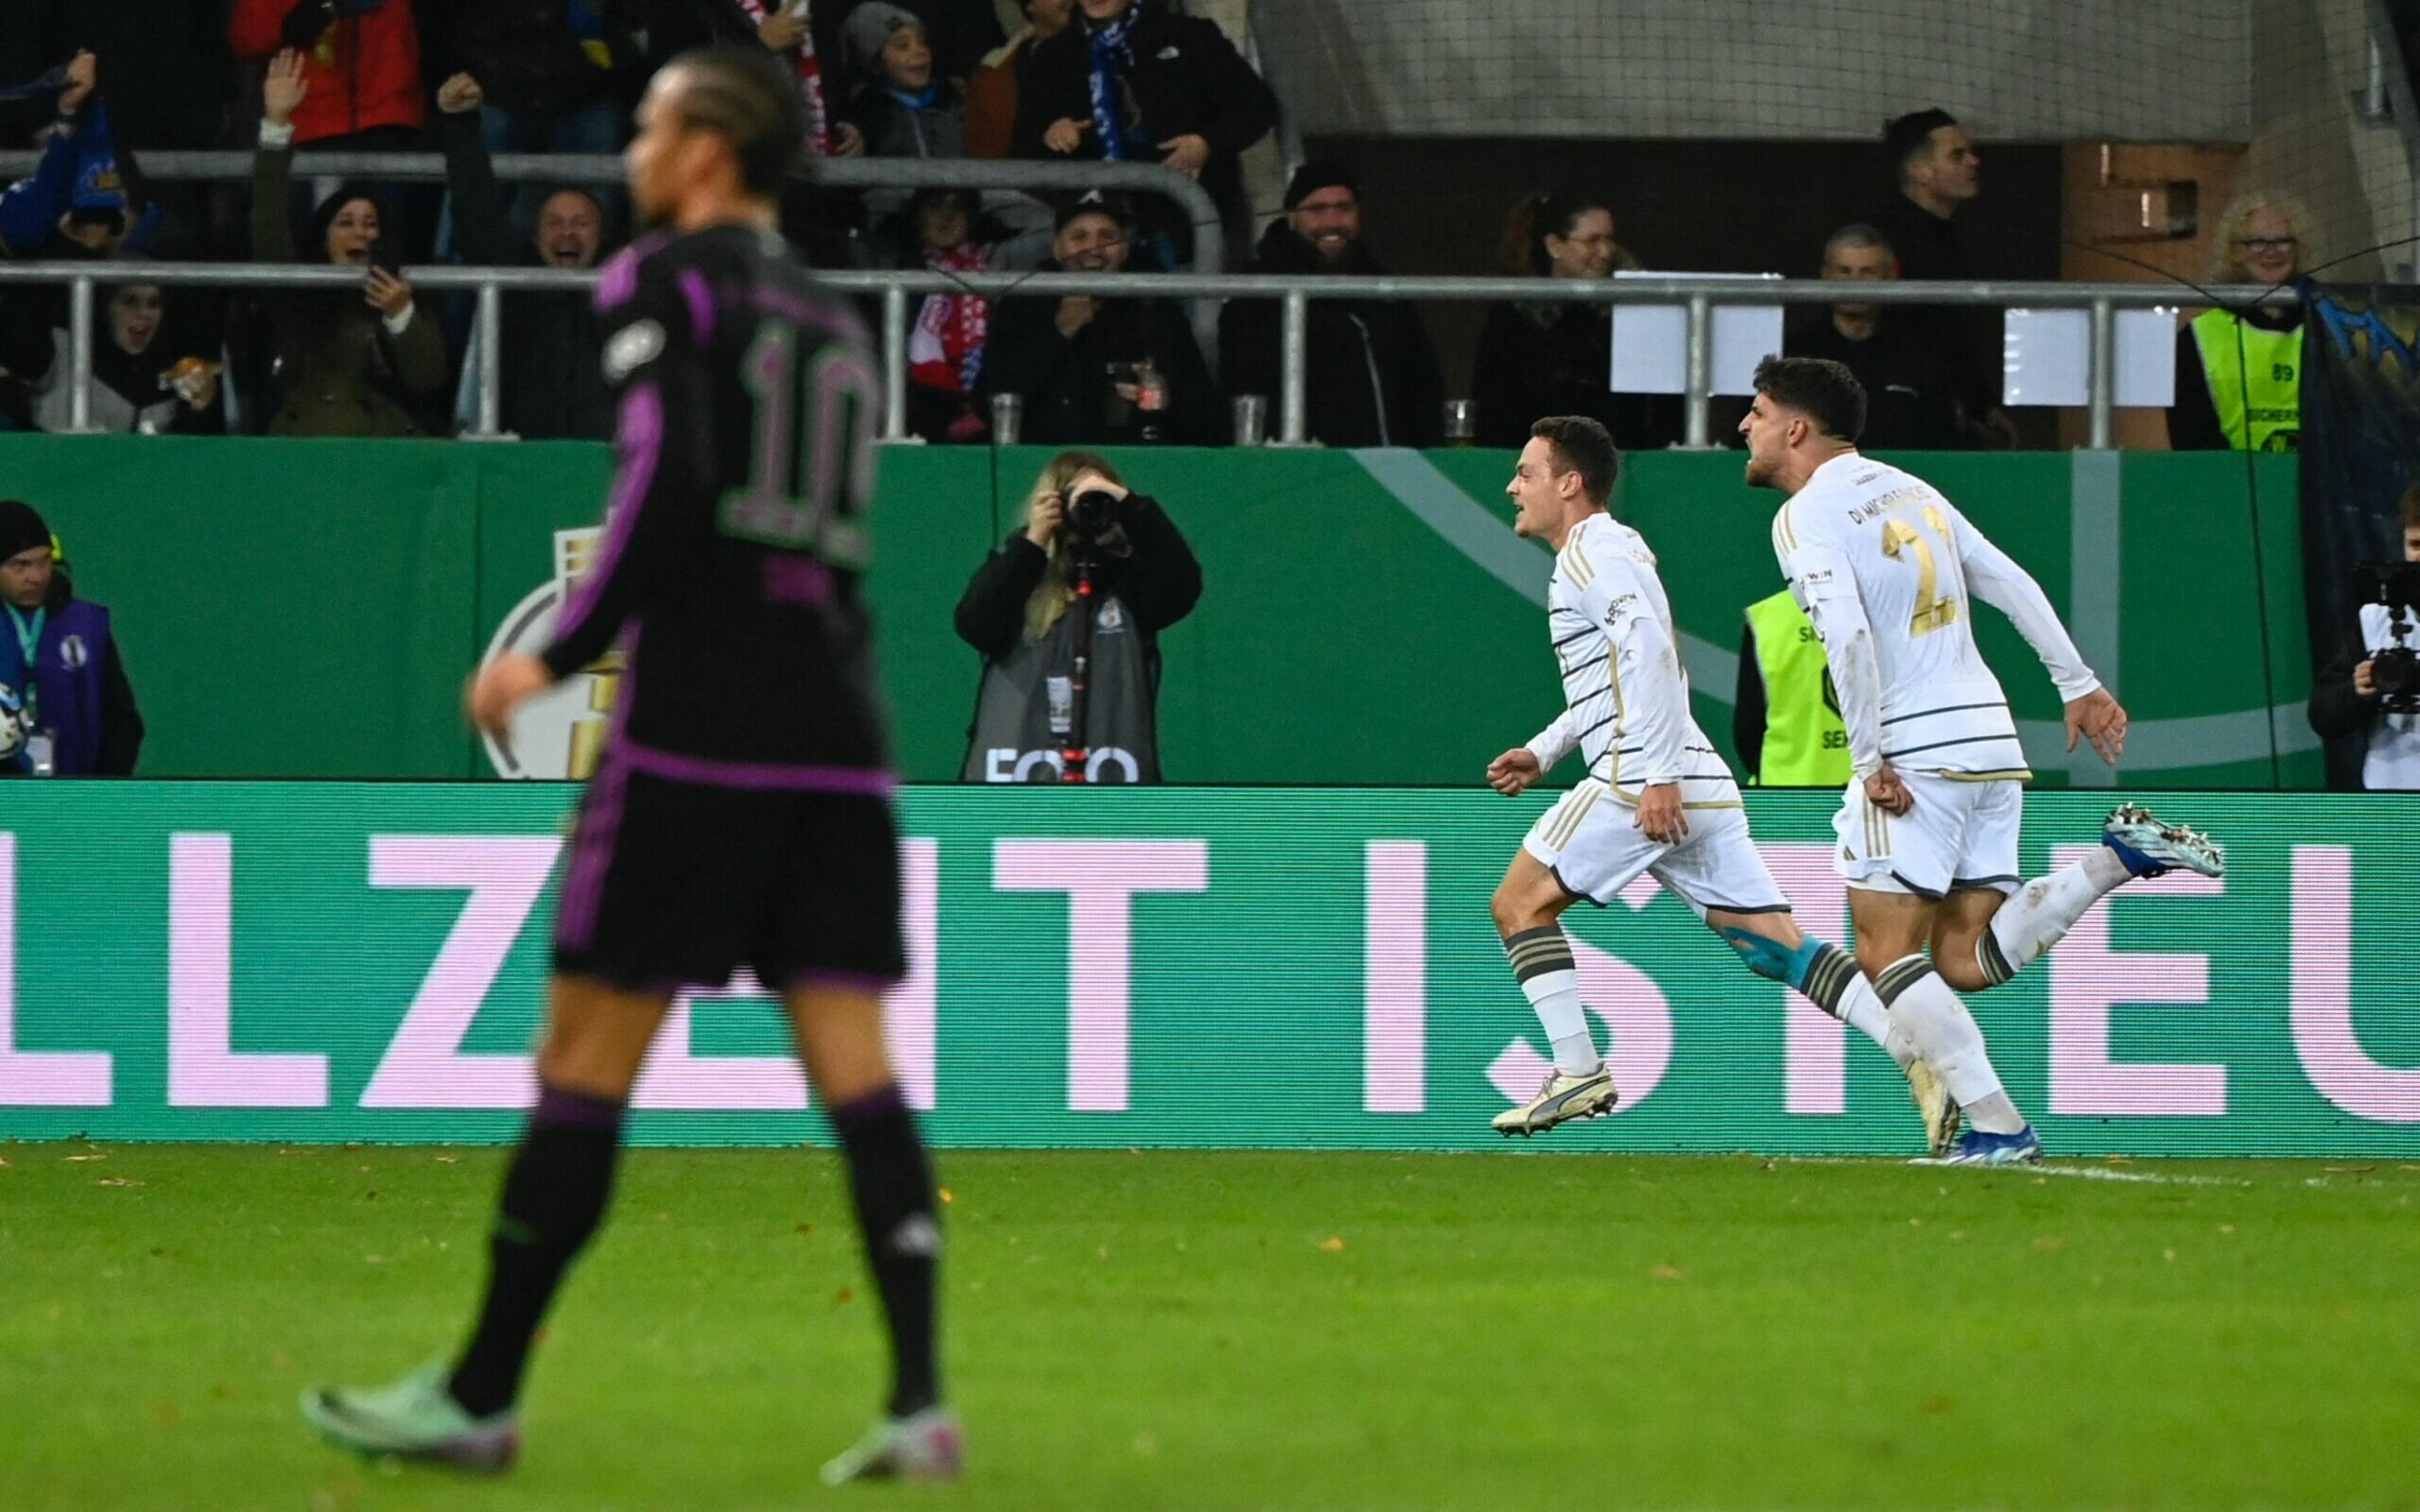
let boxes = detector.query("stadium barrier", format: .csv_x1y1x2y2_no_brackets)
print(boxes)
2,436,2314,788
0,260,2286,446
0,784,2411,1153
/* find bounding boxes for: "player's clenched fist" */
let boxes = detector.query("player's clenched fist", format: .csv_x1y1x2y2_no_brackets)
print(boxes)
1486,747,1541,796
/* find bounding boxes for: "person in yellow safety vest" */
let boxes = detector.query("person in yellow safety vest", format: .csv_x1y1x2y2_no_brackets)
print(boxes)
1732,587,1852,787
2168,190,2313,452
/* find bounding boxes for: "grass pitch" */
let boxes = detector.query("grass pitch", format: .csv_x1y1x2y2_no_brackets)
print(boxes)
4,1145,2415,1512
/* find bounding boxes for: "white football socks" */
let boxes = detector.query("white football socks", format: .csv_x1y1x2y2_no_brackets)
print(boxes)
1504,925,1600,1077
1873,954,2025,1134
1979,847,2132,985
1833,972,1918,1072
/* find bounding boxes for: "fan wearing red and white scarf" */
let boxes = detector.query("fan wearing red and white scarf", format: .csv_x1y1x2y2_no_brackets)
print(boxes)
907,241,991,400
729,0,860,157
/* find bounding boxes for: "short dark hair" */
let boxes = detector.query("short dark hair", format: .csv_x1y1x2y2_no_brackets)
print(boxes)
1883,108,1959,183
1753,355,1867,443
664,48,809,195
2401,481,2420,530
1530,415,1620,504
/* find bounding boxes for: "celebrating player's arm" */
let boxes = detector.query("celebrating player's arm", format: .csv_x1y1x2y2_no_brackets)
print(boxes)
1487,709,1574,796
1588,554,1693,843
1775,515,1901,813
1943,506,2126,764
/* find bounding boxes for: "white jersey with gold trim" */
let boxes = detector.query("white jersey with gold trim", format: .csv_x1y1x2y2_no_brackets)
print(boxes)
1526,513,1739,806
1771,453,2099,780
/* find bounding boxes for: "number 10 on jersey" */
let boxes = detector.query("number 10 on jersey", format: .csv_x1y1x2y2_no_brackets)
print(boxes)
720,321,880,570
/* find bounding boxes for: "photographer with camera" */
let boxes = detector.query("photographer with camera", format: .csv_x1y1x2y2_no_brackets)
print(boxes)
955,451,1201,783
2308,483,2420,790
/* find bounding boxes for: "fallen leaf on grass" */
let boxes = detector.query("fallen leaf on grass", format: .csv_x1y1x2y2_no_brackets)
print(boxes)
938,1187,954,1204
1651,1264,1683,1280
1318,1236,1346,1253
833,1287,855,1305
795,1222,814,1235
64,1154,105,1162
96,1177,141,1188
2218,1224,2235,1234
1920,1394,1955,1414
2032,1236,2066,1252
2163,1249,2177,1261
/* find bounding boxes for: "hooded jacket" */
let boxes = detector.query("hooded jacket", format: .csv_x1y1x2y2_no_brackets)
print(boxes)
1218,221,1444,449
230,0,426,143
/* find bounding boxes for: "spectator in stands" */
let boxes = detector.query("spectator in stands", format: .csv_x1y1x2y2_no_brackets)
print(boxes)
898,187,997,442
1219,161,1444,449
955,450,1201,783
1470,192,1675,453
435,73,614,440
722,0,865,159
965,0,1074,158
26,280,224,435
2307,482,2420,789
248,50,448,437
1869,107,2015,448
843,6,966,159
981,192,1217,444
0,501,144,777
229,0,427,151
437,1,643,201
1783,224,1966,450
2169,190,2312,452
1012,0,1276,258
819,0,1005,86
0,52,100,257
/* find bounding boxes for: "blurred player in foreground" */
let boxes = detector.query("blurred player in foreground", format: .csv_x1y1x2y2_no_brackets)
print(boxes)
301,49,958,1484
1746,355,2223,1166
1485,416,1945,1141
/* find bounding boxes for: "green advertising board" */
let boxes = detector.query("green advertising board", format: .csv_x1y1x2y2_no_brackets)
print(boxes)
1,784,2411,1155
0,436,2317,787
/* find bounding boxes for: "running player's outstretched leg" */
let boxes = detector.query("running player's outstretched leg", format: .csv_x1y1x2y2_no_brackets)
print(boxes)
1852,891,2040,1164
794,984,960,1486
1946,805,2228,992
301,977,670,1470
1488,852,1618,1137
1712,908,1957,1154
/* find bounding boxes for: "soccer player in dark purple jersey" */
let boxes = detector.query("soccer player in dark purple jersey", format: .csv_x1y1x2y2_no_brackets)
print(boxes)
301,49,959,1486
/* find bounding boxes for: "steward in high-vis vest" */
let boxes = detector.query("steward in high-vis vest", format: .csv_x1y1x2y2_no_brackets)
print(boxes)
1732,588,1850,787
954,462,1201,783
2169,305,2302,452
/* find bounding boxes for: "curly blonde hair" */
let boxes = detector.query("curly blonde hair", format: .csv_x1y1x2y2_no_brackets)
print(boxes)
1018,450,1124,644
2210,190,2319,282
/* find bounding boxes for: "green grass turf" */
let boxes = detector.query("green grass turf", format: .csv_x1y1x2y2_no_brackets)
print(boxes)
3,1146,2416,1512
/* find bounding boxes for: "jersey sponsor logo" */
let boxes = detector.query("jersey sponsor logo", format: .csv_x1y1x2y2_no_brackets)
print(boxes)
602,319,665,383
479,527,619,781
1602,593,1637,631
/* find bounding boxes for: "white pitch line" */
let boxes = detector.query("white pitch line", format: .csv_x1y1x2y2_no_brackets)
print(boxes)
1779,1155,2245,1187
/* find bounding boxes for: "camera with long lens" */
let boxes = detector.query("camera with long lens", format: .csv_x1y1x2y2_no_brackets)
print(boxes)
2363,562,2420,714
1063,487,1127,553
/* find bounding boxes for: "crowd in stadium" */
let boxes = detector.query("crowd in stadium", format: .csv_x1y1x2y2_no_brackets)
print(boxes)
0,0,2315,455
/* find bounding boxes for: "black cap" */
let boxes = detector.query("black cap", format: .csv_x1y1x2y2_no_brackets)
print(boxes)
1054,190,1132,233
1282,160,1359,210
0,500,49,563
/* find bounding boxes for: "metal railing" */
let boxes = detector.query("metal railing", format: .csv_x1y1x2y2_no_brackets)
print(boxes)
0,261,2281,446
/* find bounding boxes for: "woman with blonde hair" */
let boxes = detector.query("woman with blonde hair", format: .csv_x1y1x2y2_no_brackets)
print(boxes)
954,450,1202,782
2170,189,2315,451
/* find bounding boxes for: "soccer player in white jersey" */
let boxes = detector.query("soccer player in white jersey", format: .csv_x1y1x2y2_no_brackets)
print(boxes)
1743,357,2223,1166
1485,416,1936,1138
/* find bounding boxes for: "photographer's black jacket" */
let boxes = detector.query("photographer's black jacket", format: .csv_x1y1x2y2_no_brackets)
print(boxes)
952,495,1202,684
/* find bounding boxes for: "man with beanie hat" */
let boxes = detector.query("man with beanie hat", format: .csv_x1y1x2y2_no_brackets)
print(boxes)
0,501,143,777
1218,161,1445,447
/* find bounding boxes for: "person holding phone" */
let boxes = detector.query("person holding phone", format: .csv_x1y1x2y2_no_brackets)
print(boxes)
244,48,447,436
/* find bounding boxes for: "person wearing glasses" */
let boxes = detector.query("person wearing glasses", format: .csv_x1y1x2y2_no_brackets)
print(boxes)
2169,190,2313,452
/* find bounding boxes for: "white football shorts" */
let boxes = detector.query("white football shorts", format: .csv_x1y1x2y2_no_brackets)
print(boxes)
1523,779,1790,917
1833,773,2023,899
